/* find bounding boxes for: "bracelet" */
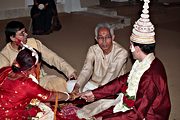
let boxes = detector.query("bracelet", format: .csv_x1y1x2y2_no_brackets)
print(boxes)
64,92,70,101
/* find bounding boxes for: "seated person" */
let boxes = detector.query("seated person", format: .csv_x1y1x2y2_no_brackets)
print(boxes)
0,21,77,93
69,23,129,93
77,1,171,119
0,47,79,119
31,0,61,35
0,53,9,68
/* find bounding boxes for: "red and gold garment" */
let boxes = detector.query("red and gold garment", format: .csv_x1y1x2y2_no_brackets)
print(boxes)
56,104,80,120
0,67,51,119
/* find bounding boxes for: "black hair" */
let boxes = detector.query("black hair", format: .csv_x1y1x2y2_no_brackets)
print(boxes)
12,48,42,73
132,42,156,54
5,21,25,43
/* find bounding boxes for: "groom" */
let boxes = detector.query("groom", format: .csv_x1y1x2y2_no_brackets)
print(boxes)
77,0,171,119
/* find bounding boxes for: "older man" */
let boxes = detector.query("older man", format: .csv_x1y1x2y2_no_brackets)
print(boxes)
77,0,171,120
0,21,77,93
69,22,129,93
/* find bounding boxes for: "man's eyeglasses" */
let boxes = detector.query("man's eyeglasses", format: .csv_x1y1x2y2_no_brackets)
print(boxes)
16,31,27,37
97,36,112,41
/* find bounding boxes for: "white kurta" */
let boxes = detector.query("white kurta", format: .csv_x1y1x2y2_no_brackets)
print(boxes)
77,41,129,92
0,38,76,92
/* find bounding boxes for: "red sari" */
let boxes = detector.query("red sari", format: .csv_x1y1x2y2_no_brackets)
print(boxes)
0,67,80,120
0,67,51,119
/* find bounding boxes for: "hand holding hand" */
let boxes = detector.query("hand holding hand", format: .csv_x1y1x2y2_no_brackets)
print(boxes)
71,83,80,94
80,90,95,102
68,92,80,101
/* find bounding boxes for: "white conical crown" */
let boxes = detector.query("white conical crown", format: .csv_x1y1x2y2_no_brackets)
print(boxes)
130,0,155,44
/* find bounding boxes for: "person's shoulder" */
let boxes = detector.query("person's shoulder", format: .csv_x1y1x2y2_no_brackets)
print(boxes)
0,43,12,54
27,37,41,43
27,38,42,49
0,53,10,63
89,44,100,51
143,58,167,85
151,58,165,70
144,58,166,77
90,44,98,48
1,42,11,50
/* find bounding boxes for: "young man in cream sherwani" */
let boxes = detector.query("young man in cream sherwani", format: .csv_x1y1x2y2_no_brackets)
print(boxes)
0,21,77,93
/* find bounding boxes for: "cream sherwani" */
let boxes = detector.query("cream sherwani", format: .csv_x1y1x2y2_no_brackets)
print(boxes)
77,41,128,92
0,53,9,68
0,38,76,92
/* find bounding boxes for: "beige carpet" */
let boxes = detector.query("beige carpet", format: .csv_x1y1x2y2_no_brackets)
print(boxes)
0,2,180,120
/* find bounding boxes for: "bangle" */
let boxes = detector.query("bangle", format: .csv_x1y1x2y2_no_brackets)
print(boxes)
64,92,70,101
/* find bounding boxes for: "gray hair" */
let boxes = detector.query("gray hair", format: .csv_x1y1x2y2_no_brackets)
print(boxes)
95,23,114,38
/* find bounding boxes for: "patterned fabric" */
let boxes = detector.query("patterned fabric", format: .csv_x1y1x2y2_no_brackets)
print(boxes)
0,67,51,119
57,104,80,120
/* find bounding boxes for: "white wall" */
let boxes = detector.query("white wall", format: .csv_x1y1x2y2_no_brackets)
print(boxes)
25,0,33,7
0,0,65,20
0,0,25,10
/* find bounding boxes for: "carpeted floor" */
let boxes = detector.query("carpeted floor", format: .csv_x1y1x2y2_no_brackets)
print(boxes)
0,2,180,120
